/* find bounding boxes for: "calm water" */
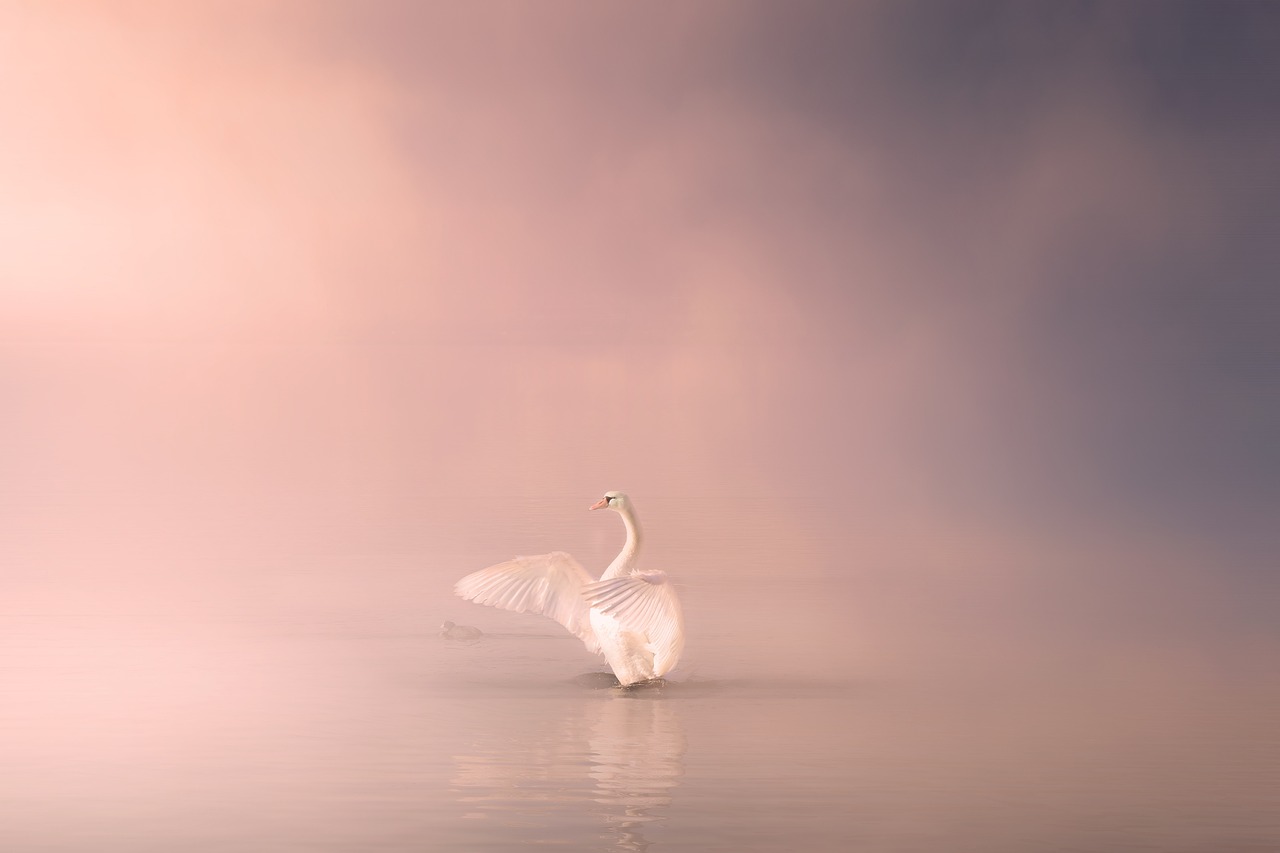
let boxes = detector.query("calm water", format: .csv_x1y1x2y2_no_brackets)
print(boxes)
1,610,1276,852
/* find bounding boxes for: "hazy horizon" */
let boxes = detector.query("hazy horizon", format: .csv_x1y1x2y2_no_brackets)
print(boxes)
5,3,1276,686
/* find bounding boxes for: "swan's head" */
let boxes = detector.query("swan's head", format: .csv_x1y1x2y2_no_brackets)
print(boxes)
589,491,630,512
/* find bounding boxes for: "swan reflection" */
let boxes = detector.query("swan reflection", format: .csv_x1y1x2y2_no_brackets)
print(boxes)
452,689,685,850
588,693,685,850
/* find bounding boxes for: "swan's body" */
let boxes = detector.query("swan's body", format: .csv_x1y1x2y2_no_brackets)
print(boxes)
439,620,483,641
453,492,684,686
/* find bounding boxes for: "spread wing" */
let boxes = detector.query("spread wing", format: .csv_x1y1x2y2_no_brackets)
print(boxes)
583,571,684,676
454,551,601,654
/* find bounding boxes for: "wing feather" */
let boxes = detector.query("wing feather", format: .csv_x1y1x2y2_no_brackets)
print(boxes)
454,551,601,654
583,571,684,676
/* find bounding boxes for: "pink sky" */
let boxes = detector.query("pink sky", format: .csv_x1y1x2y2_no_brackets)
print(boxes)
3,3,1276,674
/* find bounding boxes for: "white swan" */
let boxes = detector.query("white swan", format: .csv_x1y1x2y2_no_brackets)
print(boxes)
453,491,684,686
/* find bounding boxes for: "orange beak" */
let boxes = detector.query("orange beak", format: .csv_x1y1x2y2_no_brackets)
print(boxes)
589,498,609,511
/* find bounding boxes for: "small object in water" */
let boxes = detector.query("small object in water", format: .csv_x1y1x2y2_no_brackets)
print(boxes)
440,620,483,641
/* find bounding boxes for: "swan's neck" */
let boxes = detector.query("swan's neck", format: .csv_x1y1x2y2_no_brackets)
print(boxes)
601,508,642,579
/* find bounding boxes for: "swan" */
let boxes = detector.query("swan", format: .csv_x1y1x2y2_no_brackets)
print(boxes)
453,491,684,686
439,620,483,641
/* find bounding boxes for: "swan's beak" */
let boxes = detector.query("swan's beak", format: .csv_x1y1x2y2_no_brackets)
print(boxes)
589,498,609,511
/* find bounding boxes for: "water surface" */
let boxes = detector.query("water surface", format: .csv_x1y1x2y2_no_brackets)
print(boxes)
1,611,1275,852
